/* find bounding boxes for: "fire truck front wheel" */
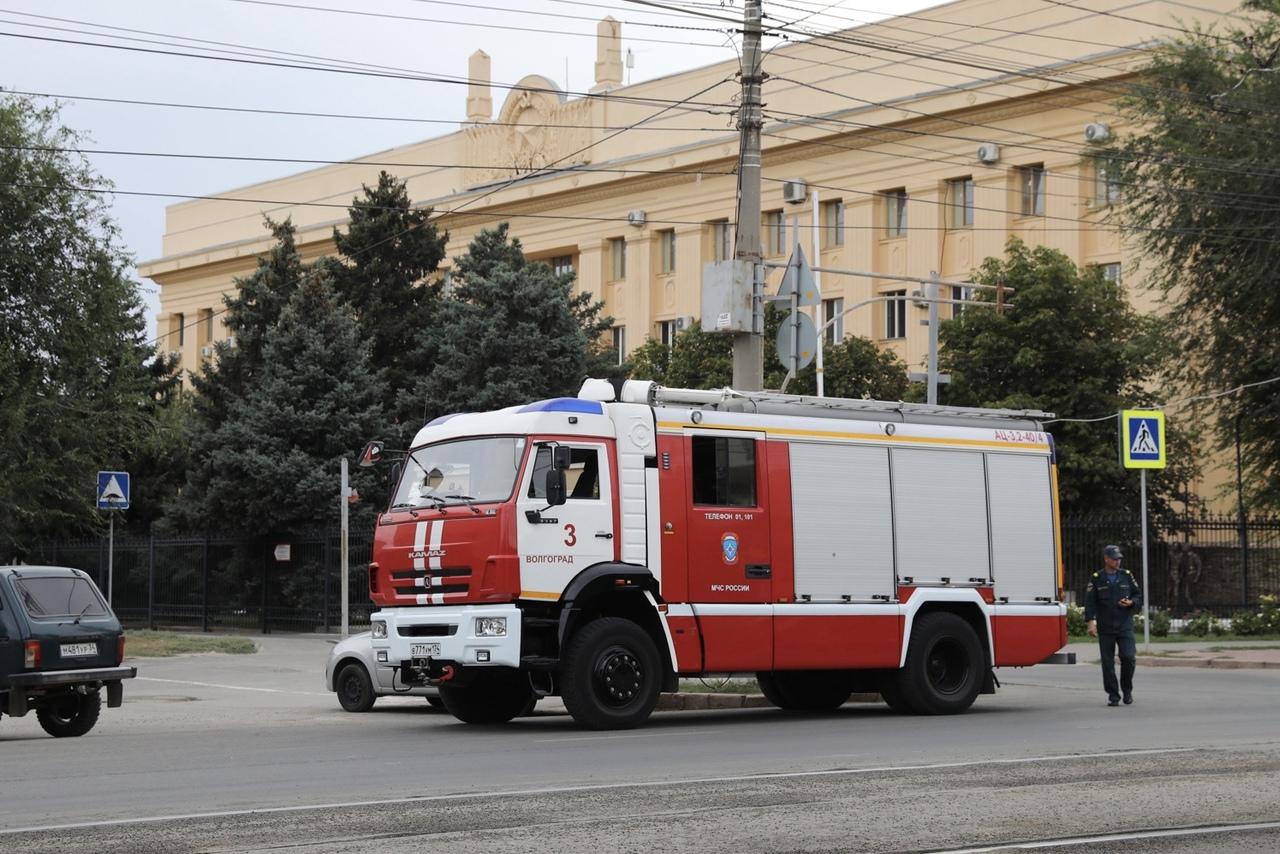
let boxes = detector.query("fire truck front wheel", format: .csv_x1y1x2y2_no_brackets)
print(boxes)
438,669,535,724
561,617,662,730
899,612,984,715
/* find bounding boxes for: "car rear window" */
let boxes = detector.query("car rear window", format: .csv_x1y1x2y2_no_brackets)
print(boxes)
12,576,108,619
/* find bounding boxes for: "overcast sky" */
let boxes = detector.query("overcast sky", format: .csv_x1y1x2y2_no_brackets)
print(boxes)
1,0,938,336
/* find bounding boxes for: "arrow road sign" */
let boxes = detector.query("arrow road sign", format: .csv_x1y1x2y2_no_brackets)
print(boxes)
1119,410,1166,469
96,471,131,510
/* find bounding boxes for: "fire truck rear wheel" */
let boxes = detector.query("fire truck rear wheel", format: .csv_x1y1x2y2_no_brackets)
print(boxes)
756,672,852,711
561,617,661,730
900,612,983,715
439,669,535,724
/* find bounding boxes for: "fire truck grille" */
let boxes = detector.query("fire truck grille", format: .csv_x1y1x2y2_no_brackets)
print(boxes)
397,624,458,637
389,567,472,599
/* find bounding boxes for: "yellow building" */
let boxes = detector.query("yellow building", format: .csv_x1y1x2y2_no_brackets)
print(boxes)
140,0,1239,497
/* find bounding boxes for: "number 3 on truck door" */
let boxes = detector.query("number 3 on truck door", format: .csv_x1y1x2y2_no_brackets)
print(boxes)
564,524,577,547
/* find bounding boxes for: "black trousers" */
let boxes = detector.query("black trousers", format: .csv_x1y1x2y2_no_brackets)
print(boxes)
1098,632,1136,699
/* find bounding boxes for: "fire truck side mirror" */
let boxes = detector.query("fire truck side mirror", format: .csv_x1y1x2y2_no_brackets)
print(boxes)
546,446,572,506
359,441,384,467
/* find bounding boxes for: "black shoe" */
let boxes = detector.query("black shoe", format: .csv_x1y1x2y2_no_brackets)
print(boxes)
1108,696,1120,707
1123,693,1133,705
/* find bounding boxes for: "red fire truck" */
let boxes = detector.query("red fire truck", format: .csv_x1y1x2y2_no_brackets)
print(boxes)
365,379,1067,729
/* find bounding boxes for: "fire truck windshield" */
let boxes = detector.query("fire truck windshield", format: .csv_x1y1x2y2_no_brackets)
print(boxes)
393,436,527,509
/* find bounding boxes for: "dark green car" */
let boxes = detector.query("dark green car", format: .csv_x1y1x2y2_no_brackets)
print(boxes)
0,566,136,737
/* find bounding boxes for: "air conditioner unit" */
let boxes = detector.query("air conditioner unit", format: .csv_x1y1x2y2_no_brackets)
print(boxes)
1084,122,1111,143
782,178,808,204
626,209,647,227
674,315,694,332
225,335,237,349
911,288,929,309
200,345,214,358
976,143,1000,164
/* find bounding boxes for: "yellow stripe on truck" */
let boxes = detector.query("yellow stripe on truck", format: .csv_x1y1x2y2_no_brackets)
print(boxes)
655,420,1050,452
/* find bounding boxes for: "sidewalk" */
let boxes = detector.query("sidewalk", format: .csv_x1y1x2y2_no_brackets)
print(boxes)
1066,638,1280,670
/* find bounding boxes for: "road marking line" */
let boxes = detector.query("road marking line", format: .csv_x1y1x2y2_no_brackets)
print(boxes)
535,730,696,744
935,820,1280,852
136,676,329,697
0,746,1205,835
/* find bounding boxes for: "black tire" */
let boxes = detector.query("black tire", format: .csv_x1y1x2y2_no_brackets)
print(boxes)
757,671,852,711
899,612,984,715
36,691,101,738
561,617,662,730
336,663,377,713
877,670,916,714
425,695,446,711
439,669,534,724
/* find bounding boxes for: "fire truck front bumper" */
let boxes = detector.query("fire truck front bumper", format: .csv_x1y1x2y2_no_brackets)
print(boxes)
371,604,523,679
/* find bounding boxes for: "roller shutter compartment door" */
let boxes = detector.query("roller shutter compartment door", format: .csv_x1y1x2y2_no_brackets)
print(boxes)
790,442,895,602
987,453,1056,603
891,448,989,585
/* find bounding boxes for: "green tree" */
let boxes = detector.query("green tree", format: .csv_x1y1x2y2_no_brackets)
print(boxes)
1107,1,1280,508
171,218,310,532
630,305,908,400
418,224,609,416
328,171,447,444
938,240,1196,515
0,94,176,556
197,271,386,539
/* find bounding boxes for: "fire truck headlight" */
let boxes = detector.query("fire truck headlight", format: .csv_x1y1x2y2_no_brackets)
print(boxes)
371,620,388,639
475,617,507,637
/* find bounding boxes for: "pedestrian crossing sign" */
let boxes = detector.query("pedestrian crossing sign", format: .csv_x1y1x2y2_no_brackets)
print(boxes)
1120,410,1166,469
96,471,131,510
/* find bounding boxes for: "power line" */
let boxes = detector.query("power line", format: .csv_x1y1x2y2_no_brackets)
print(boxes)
1042,376,1280,425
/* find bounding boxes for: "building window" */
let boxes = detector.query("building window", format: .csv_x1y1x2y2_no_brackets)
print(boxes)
610,238,627,281
950,285,973,319
658,229,676,275
551,255,574,276
1019,164,1046,216
199,308,214,343
1093,262,1122,284
1094,158,1121,207
948,177,974,228
884,188,907,238
820,199,844,248
172,312,185,348
691,435,757,507
822,297,844,344
763,209,785,256
711,219,732,261
884,290,906,339
658,319,678,347
612,326,626,365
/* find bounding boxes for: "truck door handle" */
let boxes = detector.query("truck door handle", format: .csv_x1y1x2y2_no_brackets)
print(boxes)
595,532,613,540
745,564,771,579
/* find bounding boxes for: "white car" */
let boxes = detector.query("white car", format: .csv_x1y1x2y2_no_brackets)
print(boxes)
325,632,441,713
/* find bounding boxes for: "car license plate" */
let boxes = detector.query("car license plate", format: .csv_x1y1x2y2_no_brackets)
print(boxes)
61,642,97,657
410,643,441,657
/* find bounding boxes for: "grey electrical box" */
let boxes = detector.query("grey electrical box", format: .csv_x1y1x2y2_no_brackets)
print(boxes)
701,260,756,334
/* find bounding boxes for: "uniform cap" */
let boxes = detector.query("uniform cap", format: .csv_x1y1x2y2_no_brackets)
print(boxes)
1103,545,1124,559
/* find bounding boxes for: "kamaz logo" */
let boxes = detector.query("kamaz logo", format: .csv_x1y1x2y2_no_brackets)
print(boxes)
408,548,447,560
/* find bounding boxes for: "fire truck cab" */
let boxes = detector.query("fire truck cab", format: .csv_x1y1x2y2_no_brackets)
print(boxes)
368,379,1067,729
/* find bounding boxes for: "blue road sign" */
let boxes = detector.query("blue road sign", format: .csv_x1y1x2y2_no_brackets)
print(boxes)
97,471,130,510
1120,410,1166,469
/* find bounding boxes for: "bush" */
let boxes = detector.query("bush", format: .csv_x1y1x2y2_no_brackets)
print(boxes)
1259,594,1280,633
1183,611,1221,637
1232,609,1265,636
1134,608,1171,637
1067,603,1088,636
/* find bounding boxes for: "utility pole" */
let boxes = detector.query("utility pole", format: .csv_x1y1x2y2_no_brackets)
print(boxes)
732,0,764,390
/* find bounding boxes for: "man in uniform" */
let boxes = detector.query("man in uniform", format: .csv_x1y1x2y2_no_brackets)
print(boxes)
1084,545,1143,706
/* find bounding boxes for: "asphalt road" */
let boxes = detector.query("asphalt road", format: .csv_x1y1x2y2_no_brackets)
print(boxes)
3,636,1278,853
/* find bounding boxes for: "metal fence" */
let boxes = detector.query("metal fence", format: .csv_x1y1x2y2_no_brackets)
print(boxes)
27,531,375,633
1061,514,1280,616
23,514,1280,632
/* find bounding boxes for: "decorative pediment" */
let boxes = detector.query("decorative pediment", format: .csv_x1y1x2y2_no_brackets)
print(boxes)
463,75,593,186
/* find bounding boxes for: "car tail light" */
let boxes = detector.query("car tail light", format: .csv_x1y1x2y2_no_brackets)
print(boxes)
24,640,41,669
368,562,379,595
117,635,126,665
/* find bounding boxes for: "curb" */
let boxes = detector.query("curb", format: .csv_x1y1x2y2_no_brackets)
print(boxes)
1137,655,1279,670
654,692,882,711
